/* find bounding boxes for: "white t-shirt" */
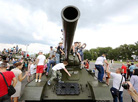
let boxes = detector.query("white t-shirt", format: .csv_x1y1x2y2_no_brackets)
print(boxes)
37,55,46,65
95,56,106,65
0,61,2,64
111,72,125,91
52,63,65,71
30,64,36,75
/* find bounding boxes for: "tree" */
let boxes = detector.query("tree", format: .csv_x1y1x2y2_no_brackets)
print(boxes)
83,50,92,60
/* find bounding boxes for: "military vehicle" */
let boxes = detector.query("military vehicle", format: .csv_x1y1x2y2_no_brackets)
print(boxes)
20,5,112,102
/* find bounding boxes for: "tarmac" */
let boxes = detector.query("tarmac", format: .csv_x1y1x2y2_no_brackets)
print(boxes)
19,62,131,102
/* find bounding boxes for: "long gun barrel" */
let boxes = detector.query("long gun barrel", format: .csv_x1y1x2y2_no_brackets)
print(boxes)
61,5,80,60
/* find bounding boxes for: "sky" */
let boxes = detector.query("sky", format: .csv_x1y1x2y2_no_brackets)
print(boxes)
0,0,138,54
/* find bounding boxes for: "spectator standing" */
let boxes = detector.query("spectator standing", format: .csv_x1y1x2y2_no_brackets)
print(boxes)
0,62,17,102
135,64,138,69
121,63,127,81
11,62,27,102
16,45,18,54
127,62,131,80
27,60,32,82
106,66,125,102
28,61,36,82
95,54,109,82
35,51,46,82
130,69,138,102
129,63,136,77
27,54,29,58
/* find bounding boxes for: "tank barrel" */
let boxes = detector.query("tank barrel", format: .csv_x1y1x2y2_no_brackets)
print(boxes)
61,5,80,60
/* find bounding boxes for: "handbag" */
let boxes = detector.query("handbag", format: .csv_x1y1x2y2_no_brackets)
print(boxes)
0,72,16,96
114,75,123,97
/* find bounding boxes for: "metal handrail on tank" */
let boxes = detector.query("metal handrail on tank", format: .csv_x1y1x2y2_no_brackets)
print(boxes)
61,5,80,61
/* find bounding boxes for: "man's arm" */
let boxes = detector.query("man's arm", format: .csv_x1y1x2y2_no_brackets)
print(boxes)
104,60,109,66
35,59,39,66
63,68,71,77
60,49,65,55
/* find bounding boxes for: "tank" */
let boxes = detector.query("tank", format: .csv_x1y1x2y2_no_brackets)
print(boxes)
20,5,112,102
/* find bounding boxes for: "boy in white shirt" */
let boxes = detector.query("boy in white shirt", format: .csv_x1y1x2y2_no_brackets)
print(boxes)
35,51,46,82
47,61,71,85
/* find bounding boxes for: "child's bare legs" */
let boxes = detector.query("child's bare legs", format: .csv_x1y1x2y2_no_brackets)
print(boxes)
27,75,30,82
77,53,82,62
106,78,110,85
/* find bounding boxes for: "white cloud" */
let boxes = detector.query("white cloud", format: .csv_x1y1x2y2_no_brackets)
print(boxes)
0,0,138,53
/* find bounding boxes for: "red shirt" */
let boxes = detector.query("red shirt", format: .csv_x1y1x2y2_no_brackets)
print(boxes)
0,71,15,97
85,62,89,69
27,54,29,57
121,65,127,74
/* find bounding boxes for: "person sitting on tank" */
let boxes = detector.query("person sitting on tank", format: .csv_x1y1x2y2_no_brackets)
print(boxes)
47,61,71,85
72,42,82,62
55,42,65,64
78,42,86,68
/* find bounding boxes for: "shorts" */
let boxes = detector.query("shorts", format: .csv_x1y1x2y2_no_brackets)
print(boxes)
36,65,44,73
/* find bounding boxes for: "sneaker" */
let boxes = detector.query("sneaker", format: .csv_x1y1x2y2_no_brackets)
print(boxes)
73,53,75,57
35,79,38,82
58,80,64,83
47,80,51,85
38,79,41,82
99,80,106,83
46,72,48,76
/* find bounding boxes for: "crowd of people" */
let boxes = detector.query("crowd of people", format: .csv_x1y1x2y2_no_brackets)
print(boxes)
95,54,138,102
1,43,138,102
0,41,87,102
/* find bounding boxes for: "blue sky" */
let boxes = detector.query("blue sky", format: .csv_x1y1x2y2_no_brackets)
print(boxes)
0,0,138,54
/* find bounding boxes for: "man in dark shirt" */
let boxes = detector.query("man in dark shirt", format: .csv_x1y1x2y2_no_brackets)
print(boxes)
56,42,65,64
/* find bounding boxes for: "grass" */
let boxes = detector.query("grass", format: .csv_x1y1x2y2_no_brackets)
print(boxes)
90,60,138,64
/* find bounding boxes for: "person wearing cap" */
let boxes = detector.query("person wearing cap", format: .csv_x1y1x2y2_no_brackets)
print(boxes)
35,51,46,82
49,46,55,58
56,42,65,64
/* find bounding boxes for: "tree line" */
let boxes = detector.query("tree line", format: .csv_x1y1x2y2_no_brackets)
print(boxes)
83,41,138,61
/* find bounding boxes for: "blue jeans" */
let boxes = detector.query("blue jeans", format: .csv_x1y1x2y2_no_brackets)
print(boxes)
56,53,60,64
110,87,123,102
47,60,55,73
130,72,133,77
95,65,104,82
